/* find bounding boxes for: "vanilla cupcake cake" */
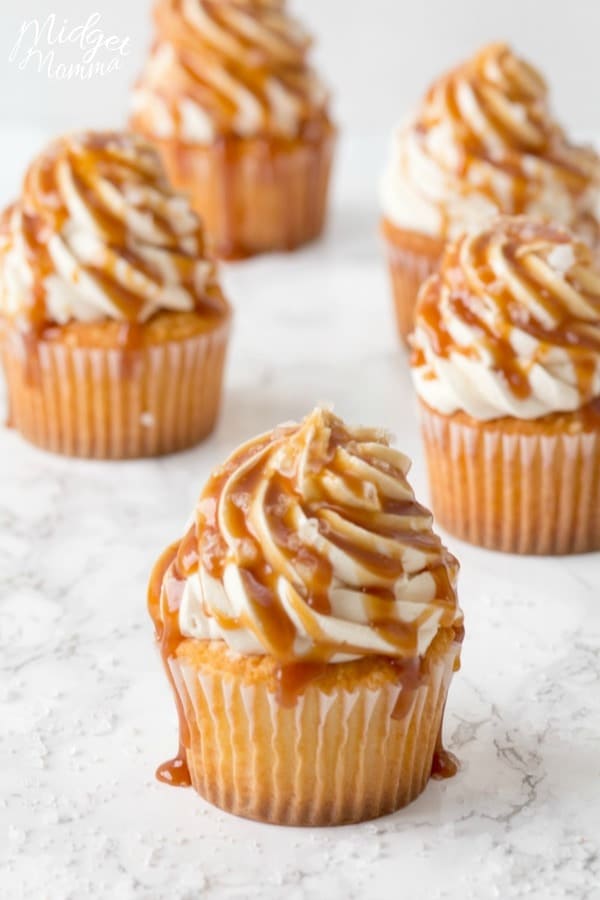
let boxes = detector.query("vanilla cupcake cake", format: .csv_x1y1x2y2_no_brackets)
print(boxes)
381,42,600,342
412,216,600,554
0,131,231,458
149,408,464,826
132,0,335,258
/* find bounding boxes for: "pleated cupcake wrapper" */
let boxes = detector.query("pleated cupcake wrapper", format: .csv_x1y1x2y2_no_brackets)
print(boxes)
384,235,441,345
169,644,458,827
154,133,335,259
420,404,600,554
1,322,229,459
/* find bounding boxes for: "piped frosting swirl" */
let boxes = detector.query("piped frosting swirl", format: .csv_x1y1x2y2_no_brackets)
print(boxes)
157,408,462,663
131,0,330,142
412,216,600,420
382,43,600,242
0,131,227,329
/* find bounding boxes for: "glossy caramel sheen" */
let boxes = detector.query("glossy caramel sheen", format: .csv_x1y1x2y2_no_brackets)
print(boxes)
414,217,600,404
1,131,228,335
148,410,464,788
409,42,600,240
136,0,329,140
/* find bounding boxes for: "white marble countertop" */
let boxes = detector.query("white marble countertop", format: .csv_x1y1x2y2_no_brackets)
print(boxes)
1,133,600,900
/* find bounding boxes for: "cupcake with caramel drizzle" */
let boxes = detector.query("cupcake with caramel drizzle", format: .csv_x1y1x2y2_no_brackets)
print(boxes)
381,42,600,343
0,131,231,458
412,215,600,554
131,0,335,259
148,407,464,826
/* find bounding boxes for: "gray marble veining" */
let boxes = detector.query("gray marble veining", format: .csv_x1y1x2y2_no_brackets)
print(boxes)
1,135,599,900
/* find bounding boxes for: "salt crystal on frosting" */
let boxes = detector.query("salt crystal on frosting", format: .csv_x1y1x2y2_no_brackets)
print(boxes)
546,243,576,275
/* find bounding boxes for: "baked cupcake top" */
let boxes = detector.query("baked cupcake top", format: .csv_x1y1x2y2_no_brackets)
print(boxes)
131,0,330,143
411,216,600,420
151,407,462,664
382,43,600,243
0,131,228,331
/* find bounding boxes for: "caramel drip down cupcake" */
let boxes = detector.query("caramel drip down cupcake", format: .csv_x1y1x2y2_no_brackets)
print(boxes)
381,42,600,343
132,0,335,258
148,408,464,825
0,131,231,458
412,216,600,554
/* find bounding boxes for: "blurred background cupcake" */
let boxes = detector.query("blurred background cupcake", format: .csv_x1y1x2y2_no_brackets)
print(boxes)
411,215,600,555
149,407,464,825
0,131,231,459
131,0,336,259
381,43,600,344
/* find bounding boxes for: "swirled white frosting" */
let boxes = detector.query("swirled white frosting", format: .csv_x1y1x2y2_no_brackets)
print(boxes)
411,217,600,420
0,131,226,326
381,43,600,243
170,408,461,662
132,0,329,143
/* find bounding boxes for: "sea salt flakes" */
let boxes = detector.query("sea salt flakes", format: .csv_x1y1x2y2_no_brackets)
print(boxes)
546,243,575,275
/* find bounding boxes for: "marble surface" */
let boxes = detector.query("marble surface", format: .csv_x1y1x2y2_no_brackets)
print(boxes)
1,134,600,900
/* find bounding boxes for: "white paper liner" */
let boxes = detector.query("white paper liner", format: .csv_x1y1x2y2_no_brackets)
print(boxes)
383,231,441,344
151,132,335,259
169,643,459,826
420,404,600,554
1,320,229,458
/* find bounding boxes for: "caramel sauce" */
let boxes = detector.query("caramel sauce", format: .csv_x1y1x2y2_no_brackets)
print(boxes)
156,755,191,787
3,132,227,357
133,0,332,258
431,742,459,780
412,43,594,241
148,539,193,787
416,219,600,405
240,568,297,653
153,0,316,137
148,413,463,789
275,661,328,708
389,656,427,720
200,119,329,259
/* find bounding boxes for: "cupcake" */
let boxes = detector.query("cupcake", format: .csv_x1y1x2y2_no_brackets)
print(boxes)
148,407,464,825
381,42,600,343
412,216,600,555
131,0,335,259
0,131,231,459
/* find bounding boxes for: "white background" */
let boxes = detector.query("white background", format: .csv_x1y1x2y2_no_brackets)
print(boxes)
1,0,599,138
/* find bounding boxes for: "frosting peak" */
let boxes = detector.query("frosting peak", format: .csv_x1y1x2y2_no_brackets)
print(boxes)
0,131,226,328
159,408,461,663
382,43,600,242
131,0,330,142
411,216,600,420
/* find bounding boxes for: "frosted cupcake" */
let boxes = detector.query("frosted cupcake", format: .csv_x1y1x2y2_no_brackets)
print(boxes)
148,408,464,826
131,0,335,259
0,131,231,459
381,43,600,343
412,216,600,555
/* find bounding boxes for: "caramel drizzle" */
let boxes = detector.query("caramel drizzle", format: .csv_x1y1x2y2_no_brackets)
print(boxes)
141,0,328,138
3,132,226,339
415,218,600,404
147,413,463,787
148,532,199,787
412,43,599,233
195,420,459,661
194,125,328,259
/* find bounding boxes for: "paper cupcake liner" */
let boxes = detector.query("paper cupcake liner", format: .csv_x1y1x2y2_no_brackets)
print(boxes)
382,225,443,345
420,402,600,554
151,131,335,259
1,322,229,459
169,643,458,826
